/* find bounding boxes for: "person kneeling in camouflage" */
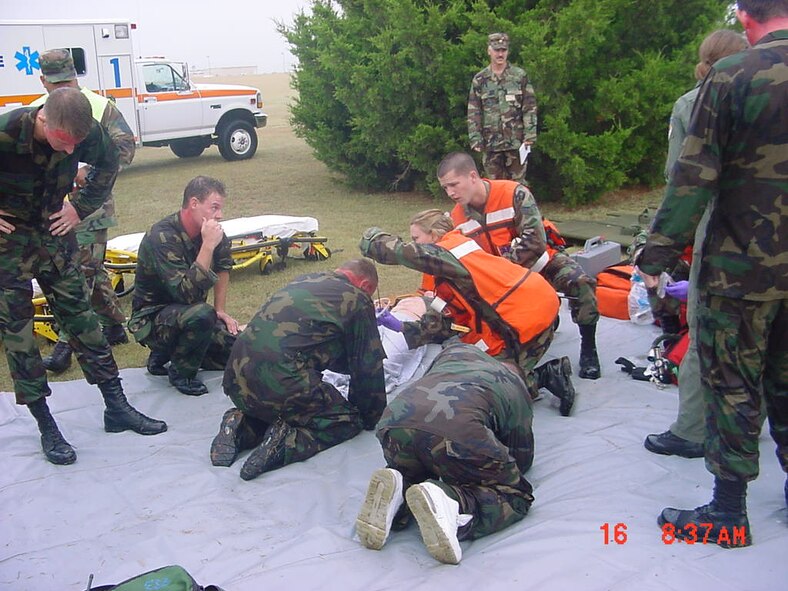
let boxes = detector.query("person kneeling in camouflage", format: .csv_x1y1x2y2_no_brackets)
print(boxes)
211,259,386,481
355,342,535,564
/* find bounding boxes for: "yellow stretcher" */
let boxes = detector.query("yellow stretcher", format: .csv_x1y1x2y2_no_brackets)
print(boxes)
32,215,331,341
104,214,330,296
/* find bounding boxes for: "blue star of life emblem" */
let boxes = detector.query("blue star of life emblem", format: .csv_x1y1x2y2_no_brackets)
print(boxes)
15,47,40,75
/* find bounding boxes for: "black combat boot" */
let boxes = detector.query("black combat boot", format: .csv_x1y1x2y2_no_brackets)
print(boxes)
27,397,76,465
42,341,72,374
211,408,248,467
146,348,170,376
98,377,167,435
534,357,576,417
240,418,292,481
578,323,600,380
168,364,208,396
658,478,751,548
102,323,129,346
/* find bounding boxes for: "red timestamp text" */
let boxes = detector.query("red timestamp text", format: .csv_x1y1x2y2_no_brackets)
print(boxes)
660,522,748,546
600,522,628,545
599,522,749,546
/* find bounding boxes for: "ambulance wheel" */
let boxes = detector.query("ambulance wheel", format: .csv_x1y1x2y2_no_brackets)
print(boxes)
218,120,257,161
170,138,207,158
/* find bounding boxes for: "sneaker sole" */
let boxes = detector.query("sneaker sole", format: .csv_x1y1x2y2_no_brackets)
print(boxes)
406,485,461,564
356,469,401,550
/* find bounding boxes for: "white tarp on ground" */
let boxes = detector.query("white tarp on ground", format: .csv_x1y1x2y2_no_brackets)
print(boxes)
1,307,785,591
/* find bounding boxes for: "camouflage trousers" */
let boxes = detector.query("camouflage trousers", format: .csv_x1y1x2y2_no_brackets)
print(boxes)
0,224,118,404
55,230,125,345
223,354,363,467
697,294,787,482
143,303,235,378
499,321,555,399
541,251,599,326
378,428,534,540
483,149,527,184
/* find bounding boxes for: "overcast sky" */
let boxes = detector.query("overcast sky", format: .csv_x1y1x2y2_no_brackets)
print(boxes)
4,0,311,73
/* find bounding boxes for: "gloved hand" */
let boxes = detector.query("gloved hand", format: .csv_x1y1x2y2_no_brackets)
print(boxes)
359,227,388,257
376,309,403,332
664,280,689,302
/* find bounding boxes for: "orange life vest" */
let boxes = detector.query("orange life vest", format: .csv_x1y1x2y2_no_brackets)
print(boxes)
430,230,559,357
450,179,520,257
450,179,561,263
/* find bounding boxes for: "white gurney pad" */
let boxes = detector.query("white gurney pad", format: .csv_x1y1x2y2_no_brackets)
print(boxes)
106,216,321,254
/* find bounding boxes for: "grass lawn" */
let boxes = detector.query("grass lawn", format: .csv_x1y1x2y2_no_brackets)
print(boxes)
0,73,665,391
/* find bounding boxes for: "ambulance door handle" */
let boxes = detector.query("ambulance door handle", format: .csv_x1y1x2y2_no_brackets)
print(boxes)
144,97,157,103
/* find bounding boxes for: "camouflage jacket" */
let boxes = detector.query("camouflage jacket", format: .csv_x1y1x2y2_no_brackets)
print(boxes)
664,84,699,181
468,63,537,152
31,88,135,235
639,30,788,301
229,271,386,428
378,342,534,474
0,106,118,227
129,212,233,340
451,180,547,269
359,229,521,353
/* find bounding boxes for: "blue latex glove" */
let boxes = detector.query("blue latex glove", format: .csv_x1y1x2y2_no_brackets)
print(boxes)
376,309,403,332
664,280,689,302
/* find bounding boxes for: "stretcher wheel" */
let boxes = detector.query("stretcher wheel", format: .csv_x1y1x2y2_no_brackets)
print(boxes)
305,245,331,261
260,259,272,275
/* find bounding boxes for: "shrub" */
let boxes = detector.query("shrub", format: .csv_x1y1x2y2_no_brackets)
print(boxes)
280,0,731,204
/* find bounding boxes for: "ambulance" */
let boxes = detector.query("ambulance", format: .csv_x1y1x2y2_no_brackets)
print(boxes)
0,19,267,161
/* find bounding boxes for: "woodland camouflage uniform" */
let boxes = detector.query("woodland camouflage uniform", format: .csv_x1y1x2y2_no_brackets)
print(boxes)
639,31,787,487
468,62,537,183
32,86,135,335
128,212,236,378
222,271,386,466
378,342,535,540
0,106,120,403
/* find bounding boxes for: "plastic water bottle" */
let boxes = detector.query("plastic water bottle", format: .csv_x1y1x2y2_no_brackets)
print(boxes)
628,271,654,325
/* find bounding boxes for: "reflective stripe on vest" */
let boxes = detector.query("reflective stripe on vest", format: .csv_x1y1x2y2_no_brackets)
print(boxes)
448,239,482,260
487,207,515,225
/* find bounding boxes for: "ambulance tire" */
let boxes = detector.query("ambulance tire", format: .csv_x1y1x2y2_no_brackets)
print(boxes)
218,120,258,161
170,138,207,158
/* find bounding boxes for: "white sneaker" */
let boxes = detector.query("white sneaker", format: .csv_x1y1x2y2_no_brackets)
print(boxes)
406,482,471,565
356,468,404,550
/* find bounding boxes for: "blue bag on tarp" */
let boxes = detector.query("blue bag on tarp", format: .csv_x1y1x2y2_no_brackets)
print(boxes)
86,565,226,591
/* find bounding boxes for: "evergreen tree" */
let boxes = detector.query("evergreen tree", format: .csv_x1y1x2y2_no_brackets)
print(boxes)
280,0,730,204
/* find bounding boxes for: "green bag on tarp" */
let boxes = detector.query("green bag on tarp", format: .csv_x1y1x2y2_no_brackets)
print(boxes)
87,565,225,591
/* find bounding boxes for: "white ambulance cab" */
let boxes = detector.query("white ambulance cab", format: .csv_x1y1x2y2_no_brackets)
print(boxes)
0,19,267,161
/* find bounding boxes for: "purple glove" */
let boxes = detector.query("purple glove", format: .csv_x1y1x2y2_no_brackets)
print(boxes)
664,280,689,302
376,309,403,332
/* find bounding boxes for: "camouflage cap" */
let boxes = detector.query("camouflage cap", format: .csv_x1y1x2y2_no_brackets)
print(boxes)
488,33,509,50
40,49,77,83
